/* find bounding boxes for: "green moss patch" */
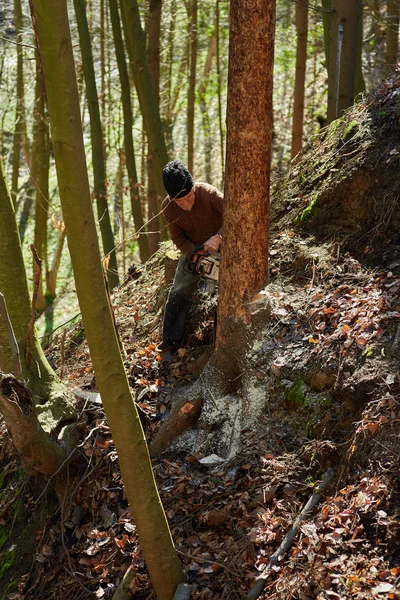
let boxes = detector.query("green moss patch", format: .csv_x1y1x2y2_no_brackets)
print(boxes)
294,195,319,225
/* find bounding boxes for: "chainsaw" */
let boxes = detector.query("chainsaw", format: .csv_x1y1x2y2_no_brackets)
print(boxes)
185,245,220,292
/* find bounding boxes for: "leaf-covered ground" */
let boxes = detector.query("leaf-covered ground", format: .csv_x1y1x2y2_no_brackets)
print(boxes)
1,76,400,600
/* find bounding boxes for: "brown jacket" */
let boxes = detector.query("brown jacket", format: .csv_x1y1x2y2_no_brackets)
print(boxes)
162,182,223,254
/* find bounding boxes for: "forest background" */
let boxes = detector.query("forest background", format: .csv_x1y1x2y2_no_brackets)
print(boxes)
1,0,398,340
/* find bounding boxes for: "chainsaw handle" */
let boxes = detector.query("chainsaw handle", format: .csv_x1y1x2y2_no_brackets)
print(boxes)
189,244,208,257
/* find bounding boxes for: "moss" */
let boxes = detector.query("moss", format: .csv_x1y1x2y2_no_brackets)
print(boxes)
2,581,17,600
344,120,358,139
365,345,374,358
294,195,319,225
0,550,15,579
285,378,307,405
0,529,7,549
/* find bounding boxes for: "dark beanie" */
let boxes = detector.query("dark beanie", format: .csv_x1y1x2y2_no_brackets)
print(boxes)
162,160,194,199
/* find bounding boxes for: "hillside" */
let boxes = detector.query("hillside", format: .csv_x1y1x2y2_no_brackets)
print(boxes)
1,74,400,600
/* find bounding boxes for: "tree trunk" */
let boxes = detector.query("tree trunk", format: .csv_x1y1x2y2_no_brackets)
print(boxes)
11,0,24,208
327,0,359,123
33,55,50,312
386,0,400,71
120,0,169,208
291,0,308,159
73,0,119,290
355,1,366,96
147,0,162,254
216,0,274,382
165,0,176,155
198,28,217,183
109,0,150,263
187,0,198,174
44,228,67,340
28,1,185,597
216,0,225,186
0,158,74,430
321,0,332,75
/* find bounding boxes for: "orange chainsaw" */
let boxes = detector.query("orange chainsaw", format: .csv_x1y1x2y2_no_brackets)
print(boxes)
185,245,220,291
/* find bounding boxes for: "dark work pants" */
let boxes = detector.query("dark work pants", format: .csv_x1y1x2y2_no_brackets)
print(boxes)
162,254,200,347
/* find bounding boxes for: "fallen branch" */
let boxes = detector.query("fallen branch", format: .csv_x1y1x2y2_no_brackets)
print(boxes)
111,566,136,600
0,292,23,379
247,468,335,600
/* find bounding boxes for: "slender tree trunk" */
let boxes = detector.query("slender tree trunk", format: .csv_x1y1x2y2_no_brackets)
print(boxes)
44,228,67,340
321,0,332,74
198,28,217,182
355,1,365,96
187,0,198,174
33,56,50,312
109,0,149,263
120,0,169,205
216,0,274,382
28,1,185,597
291,0,308,160
147,0,162,255
216,0,225,186
327,0,359,123
73,0,119,289
386,0,400,71
165,0,176,155
11,0,24,207
0,159,74,424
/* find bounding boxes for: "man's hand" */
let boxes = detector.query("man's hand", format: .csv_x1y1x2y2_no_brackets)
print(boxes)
204,234,222,253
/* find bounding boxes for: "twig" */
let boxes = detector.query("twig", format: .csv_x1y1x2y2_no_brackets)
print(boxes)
247,468,335,600
60,328,67,380
0,292,23,380
26,244,42,368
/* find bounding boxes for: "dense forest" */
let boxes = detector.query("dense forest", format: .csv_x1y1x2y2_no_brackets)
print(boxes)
1,1,400,599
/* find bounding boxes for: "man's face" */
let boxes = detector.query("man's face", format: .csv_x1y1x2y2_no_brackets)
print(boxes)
175,188,195,211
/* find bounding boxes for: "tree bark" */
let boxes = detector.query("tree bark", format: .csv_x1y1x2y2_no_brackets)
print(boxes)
121,0,169,205
0,158,74,429
187,0,198,174
198,28,217,182
11,0,25,208
216,0,225,186
215,0,274,382
147,0,163,254
291,0,308,159
33,55,50,312
28,1,185,597
73,0,119,289
386,0,400,71
327,0,359,123
109,0,150,263
321,0,332,75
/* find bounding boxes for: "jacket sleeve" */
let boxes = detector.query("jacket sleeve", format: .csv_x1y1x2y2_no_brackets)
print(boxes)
168,220,196,254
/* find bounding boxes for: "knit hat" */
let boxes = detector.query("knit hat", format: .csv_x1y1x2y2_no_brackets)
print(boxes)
162,160,194,199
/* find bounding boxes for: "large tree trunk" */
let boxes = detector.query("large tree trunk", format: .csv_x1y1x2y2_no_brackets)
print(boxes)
327,0,359,123
147,0,162,255
0,159,74,430
109,0,149,263
187,0,198,174
73,0,119,290
291,0,308,159
28,1,185,597
216,0,273,380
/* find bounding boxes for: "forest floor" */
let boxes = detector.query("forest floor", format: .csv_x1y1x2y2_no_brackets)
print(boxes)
1,76,400,600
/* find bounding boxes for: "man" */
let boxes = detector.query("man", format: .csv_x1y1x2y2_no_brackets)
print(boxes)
159,160,223,356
